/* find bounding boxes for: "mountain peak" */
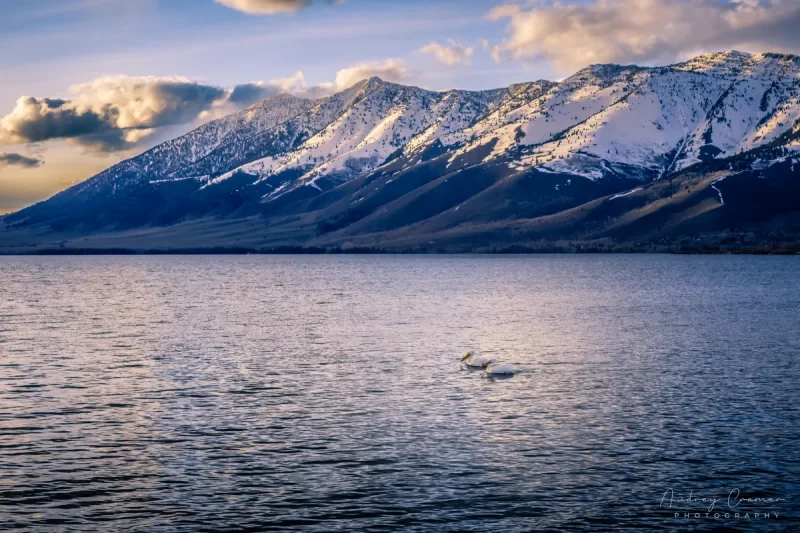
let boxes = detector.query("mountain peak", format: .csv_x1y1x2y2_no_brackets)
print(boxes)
362,76,385,92
339,76,385,97
248,91,305,107
670,49,800,78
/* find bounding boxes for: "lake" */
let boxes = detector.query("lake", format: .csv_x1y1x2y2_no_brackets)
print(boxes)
1,255,798,531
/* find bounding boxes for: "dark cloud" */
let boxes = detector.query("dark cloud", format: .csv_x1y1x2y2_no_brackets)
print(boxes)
141,81,227,128
0,152,44,169
228,83,280,106
1,97,113,144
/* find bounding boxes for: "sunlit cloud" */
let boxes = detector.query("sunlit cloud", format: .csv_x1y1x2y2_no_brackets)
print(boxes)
215,0,312,14
332,58,409,88
225,60,409,106
214,0,345,15
488,0,800,71
419,40,474,66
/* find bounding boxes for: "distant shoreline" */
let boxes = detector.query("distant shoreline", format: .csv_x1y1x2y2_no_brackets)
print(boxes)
1,247,798,256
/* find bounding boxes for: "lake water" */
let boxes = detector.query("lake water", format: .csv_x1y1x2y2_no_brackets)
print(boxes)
1,255,798,532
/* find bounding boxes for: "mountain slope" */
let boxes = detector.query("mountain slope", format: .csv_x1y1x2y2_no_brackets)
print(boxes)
208,79,510,199
436,51,800,182
2,51,799,253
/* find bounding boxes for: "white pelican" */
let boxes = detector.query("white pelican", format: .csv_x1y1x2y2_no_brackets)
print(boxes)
481,361,515,375
460,351,491,368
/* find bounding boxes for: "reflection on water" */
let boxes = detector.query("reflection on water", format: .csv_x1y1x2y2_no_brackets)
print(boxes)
1,255,798,531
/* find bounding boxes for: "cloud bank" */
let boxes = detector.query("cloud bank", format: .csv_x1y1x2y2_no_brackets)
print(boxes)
0,152,44,169
419,40,474,66
0,77,230,152
0,60,408,154
489,0,800,71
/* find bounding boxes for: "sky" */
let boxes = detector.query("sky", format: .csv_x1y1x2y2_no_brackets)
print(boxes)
2,0,799,213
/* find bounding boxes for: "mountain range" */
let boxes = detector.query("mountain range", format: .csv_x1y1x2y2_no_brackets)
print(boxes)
2,50,799,253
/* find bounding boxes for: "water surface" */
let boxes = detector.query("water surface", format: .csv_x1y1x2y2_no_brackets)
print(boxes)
1,255,798,531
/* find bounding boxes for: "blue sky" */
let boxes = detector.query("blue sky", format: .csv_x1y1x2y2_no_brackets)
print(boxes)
0,0,548,105
1,0,798,213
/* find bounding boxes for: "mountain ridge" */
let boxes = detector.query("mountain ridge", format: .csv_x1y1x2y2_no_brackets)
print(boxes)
2,50,799,253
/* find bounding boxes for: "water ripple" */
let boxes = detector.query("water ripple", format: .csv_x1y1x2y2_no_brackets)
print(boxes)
0,255,798,532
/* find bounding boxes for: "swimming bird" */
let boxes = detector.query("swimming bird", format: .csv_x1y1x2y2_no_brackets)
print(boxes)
481,361,515,375
460,351,491,368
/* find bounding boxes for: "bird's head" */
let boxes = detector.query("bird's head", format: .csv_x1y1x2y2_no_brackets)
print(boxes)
460,351,473,362
481,360,494,369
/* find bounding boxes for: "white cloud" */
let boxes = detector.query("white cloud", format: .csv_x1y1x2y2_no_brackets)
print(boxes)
214,0,312,15
419,40,474,66
269,71,310,93
332,59,409,89
214,0,346,15
488,0,800,71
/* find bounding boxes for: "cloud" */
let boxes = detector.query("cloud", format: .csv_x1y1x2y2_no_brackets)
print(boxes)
230,60,408,101
0,59,408,153
0,76,228,152
332,59,409,89
227,72,310,105
267,71,311,94
215,0,348,15
0,152,43,169
235,61,408,101
227,82,279,106
227,62,403,105
419,40,474,66
214,0,312,14
488,0,800,71
219,59,408,108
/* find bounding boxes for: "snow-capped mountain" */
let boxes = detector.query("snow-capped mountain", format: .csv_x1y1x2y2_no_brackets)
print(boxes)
3,51,800,252
197,50,800,200
209,78,508,199
438,51,800,180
